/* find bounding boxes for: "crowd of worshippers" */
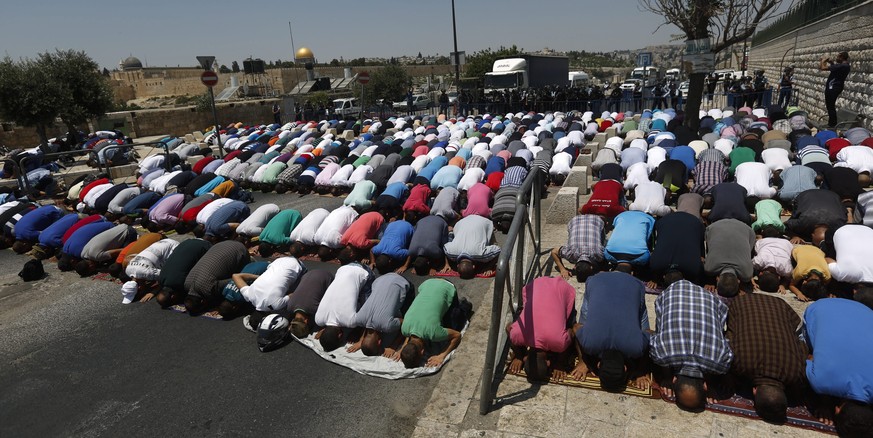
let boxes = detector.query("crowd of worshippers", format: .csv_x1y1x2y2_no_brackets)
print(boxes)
512,103,873,435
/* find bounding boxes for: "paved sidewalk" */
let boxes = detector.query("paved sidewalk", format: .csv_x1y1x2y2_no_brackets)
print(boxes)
412,189,828,437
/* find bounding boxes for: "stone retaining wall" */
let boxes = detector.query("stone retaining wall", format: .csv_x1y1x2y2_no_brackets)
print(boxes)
749,0,873,129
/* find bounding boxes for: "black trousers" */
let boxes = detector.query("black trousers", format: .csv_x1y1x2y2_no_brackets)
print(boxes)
825,87,842,127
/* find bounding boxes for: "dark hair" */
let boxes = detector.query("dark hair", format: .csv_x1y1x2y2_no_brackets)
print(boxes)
574,261,597,282
184,295,208,315
290,317,310,339
317,245,334,261
524,350,551,383
289,242,305,257
838,51,850,61
259,242,276,258
218,300,243,319
192,224,205,238
717,272,740,297
319,326,344,352
663,270,684,286
457,259,476,279
274,183,288,194
855,284,873,311
754,384,788,424
757,270,781,293
374,254,393,275
400,342,422,369
107,263,123,279
57,254,74,272
155,287,178,309
759,224,782,239
336,246,356,265
360,332,382,357
11,240,32,254
615,263,633,274
174,221,192,235
674,374,706,413
835,399,873,438
801,279,825,301
412,256,430,276
598,349,627,393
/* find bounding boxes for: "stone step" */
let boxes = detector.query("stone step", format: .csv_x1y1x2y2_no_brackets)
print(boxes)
546,186,579,225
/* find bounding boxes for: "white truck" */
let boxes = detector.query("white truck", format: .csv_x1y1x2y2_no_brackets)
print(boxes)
332,98,361,117
665,68,682,82
483,55,569,93
630,66,664,87
568,71,590,88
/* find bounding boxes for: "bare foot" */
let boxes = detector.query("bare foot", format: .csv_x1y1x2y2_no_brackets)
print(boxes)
815,406,835,426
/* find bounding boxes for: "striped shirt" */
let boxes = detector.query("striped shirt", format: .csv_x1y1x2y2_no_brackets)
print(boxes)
691,161,728,195
184,240,251,300
697,148,726,163
650,280,733,378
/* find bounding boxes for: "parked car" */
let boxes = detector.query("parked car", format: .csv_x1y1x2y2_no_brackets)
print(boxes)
332,98,361,117
679,81,690,96
620,79,641,91
393,94,432,111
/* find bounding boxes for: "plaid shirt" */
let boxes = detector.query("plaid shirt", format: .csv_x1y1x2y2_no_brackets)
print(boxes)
697,148,726,163
650,280,733,378
692,161,728,195
560,214,605,264
726,293,807,387
465,155,487,171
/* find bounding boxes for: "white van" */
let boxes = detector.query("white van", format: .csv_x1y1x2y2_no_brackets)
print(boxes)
333,98,361,117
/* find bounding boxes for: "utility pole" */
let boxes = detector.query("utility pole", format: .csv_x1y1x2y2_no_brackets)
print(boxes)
451,0,460,88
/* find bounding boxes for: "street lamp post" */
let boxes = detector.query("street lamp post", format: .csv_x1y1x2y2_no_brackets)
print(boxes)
451,0,460,87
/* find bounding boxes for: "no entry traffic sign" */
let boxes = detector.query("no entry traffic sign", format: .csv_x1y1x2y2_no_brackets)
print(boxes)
201,71,219,87
357,71,370,85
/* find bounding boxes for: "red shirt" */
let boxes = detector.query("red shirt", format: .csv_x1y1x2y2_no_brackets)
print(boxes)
485,172,504,192
192,156,216,174
581,179,626,219
181,200,213,223
223,150,242,162
78,178,110,203
62,215,103,244
827,138,851,162
340,211,385,249
402,184,431,214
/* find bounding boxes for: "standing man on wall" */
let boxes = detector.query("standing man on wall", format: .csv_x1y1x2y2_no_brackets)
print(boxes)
272,103,281,125
777,66,795,109
820,51,851,128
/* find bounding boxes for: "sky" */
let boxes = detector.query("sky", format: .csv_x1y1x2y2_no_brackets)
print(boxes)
1,0,685,70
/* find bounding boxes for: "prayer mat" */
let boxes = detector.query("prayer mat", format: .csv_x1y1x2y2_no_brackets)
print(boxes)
292,321,468,379
91,272,123,284
507,363,836,434
433,269,497,279
167,304,223,320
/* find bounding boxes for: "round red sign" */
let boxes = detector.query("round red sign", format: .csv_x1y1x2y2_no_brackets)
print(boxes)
201,71,219,87
357,71,370,85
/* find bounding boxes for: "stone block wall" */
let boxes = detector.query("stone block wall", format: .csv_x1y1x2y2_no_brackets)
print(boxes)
120,98,281,138
749,1,873,129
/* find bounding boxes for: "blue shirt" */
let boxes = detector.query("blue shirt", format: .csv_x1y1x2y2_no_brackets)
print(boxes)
604,211,655,264
205,201,250,238
381,182,408,200
430,166,463,190
38,213,81,248
123,191,162,215
804,298,873,403
62,221,114,258
194,175,226,197
484,156,506,176
418,156,448,182
15,205,64,242
669,145,697,173
577,272,650,358
372,220,414,260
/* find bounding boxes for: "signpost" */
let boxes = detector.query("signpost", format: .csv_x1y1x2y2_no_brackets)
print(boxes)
357,71,370,118
196,56,223,156
682,38,715,74
636,52,653,67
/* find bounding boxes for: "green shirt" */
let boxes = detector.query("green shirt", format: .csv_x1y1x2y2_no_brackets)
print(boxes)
728,147,756,176
751,199,785,232
352,155,371,168
259,209,302,245
401,278,456,342
344,180,376,209
261,162,287,184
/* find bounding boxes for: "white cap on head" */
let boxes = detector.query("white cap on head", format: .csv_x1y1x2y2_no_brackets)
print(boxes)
121,280,137,304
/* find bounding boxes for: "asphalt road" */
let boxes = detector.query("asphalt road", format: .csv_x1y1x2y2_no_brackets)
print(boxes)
0,191,497,437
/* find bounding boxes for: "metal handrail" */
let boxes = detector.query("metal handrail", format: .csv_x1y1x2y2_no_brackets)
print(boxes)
92,141,173,177
0,158,24,192
479,167,545,414
17,150,91,192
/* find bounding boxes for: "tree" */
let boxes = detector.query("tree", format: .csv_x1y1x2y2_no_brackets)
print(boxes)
219,64,231,73
639,0,782,129
0,56,60,146
231,61,240,72
38,49,114,146
463,45,522,81
370,64,409,105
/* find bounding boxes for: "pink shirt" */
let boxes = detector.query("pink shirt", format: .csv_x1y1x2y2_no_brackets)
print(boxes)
412,145,430,158
148,193,186,226
340,211,385,249
462,183,493,218
509,277,575,352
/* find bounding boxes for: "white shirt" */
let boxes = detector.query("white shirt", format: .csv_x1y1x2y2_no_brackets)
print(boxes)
314,263,371,328
346,165,372,186
138,154,165,174
549,152,573,176
410,155,431,174
647,146,667,169
835,145,873,174
457,168,485,191
196,198,233,225
250,161,271,183
328,164,355,187
130,239,179,270
314,162,340,186
714,139,735,157
149,170,181,194
624,162,652,190
828,225,873,283
237,203,280,236
604,137,623,156
241,257,305,312
289,208,330,245
629,181,671,216
83,183,114,208
314,206,359,248
0,201,21,216
735,162,776,199
761,148,793,172
387,165,415,186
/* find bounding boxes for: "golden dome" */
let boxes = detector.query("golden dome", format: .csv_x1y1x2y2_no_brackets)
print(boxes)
295,47,314,60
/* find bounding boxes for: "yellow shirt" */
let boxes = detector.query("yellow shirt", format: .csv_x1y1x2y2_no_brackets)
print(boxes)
791,245,831,283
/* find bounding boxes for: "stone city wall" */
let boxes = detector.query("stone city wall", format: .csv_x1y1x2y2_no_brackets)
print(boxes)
120,98,282,138
749,0,873,129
